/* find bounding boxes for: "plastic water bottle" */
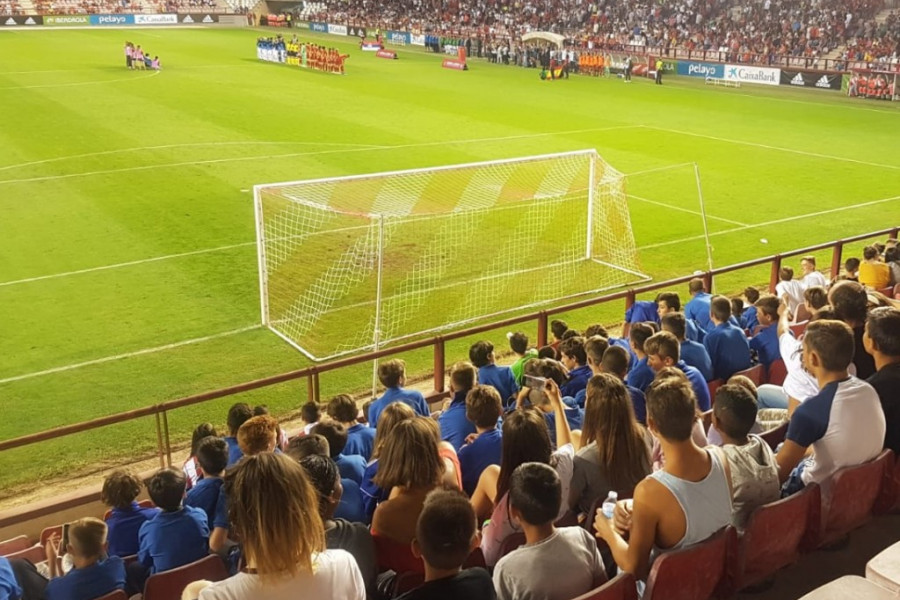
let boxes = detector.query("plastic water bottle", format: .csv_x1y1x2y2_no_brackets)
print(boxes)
602,491,618,519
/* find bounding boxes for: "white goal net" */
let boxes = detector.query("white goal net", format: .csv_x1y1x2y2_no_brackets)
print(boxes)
254,150,649,360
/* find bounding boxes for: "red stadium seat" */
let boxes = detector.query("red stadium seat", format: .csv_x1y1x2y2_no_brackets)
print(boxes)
793,304,812,324
894,283,900,300
39,525,62,547
104,499,155,522
733,364,764,386
817,450,893,548
389,550,486,596
759,422,788,452
877,286,894,298
789,322,808,338
0,535,31,557
873,450,897,515
766,359,787,386
143,554,228,600
643,526,736,600
736,483,821,591
90,591,127,600
498,532,526,560
373,534,423,573
571,573,638,600
4,544,45,564
706,380,724,405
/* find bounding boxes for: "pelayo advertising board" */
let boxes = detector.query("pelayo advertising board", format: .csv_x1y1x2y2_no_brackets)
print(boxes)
676,61,724,79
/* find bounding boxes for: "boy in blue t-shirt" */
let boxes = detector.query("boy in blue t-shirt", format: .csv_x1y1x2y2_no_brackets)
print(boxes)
368,359,430,427
750,296,780,368
438,362,478,451
558,336,592,399
223,402,253,467
130,469,209,593
33,517,125,600
458,385,503,496
327,394,376,461
184,436,228,529
0,557,20,600
312,421,367,485
625,322,656,392
470,340,519,406
100,470,160,558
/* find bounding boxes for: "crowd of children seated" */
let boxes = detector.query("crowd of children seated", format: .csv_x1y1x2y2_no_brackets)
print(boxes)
0,241,897,600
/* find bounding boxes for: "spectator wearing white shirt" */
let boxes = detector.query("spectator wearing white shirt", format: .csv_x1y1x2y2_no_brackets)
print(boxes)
775,266,805,316
799,256,827,289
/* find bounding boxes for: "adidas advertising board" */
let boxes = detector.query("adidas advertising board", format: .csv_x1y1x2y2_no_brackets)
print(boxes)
724,65,781,86
2,14,42,24
779,69,842,91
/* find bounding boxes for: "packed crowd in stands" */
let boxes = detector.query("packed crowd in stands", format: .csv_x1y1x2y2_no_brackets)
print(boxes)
0,241,897,600
29,0,219,15
308,0,899,68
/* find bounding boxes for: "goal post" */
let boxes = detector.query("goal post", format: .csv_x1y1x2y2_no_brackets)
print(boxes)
254,150,650,361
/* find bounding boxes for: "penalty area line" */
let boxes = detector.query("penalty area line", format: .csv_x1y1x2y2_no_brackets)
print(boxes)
0,325,261,385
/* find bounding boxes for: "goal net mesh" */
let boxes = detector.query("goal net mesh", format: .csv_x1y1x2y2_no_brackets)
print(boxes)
255,150,648,360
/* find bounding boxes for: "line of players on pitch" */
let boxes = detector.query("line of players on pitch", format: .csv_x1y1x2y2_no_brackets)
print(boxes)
124,42,161,70
257,35,347,74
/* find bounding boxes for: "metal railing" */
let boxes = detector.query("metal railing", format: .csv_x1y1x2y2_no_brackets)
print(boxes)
0,227,896,472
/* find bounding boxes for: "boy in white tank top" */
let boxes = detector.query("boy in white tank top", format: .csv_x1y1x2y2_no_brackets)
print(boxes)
593,376,733,582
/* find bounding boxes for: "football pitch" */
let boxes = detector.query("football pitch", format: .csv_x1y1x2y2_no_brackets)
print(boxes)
0,27,898,498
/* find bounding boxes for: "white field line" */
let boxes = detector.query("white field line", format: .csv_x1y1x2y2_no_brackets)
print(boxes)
0,241,256,287
642,125,900,171
0,69,160,90
637,193,900,250
628,194,749,226
0,125,639,187
0,325,260,385
0,140,386,173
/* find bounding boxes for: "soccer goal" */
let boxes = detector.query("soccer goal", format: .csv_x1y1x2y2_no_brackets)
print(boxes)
254,150,649,361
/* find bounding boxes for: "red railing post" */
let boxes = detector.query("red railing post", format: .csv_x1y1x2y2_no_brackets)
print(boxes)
537,311,548,347
702,271,713,295
154,410,166,469
162,409,172,467
769,255,783,293
831,242,844,281
433,336,446,394
307,367,319,404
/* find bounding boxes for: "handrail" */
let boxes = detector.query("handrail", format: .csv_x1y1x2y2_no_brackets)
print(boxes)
0,226,896,462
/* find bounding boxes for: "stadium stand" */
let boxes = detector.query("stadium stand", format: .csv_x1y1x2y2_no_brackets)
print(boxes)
0,236,897,599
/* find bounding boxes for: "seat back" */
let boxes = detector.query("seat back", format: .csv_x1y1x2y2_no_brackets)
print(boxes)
4,544,45,564
90,591,128,600
789,322,808,338
143,555,229,600
0,535,31,557
759,422,789,452
819,450,892,547
39,525,62,547
737,483,820,590
498,532,526,560
390,549,486,597
734,364,764,386
643,527,736,600
874,450,896,515
572,573,638,600
766,359,787,386
372,534,423,574
706,380,724,405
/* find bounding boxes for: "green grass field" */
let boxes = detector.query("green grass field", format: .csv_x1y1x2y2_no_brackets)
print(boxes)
0,26,898,499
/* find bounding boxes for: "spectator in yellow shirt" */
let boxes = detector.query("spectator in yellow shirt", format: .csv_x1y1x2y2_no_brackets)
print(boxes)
859,245,891,290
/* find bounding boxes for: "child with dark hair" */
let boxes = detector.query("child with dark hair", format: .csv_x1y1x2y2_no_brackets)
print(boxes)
508,332,538,385
184,436,229,529
438,362,478,451
775,266,805,316
100,470,159,558
549,319,569,353
750,296,781,367
711,384,779,527
368,359,430,427
469,341,519,406
843,257,861,282
183,422,217,490
458,385,504,495
285,434,329,460
398,490,495,600
558,336,591,399
537,345,557,360
225,403,253,466
741,287,761,332
493,463,604,600
300,400,322,435
523,359,584,435
130,469,208,593
327,394,375,460
625,323,656,392
312,421,367,484
299,454,377,595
